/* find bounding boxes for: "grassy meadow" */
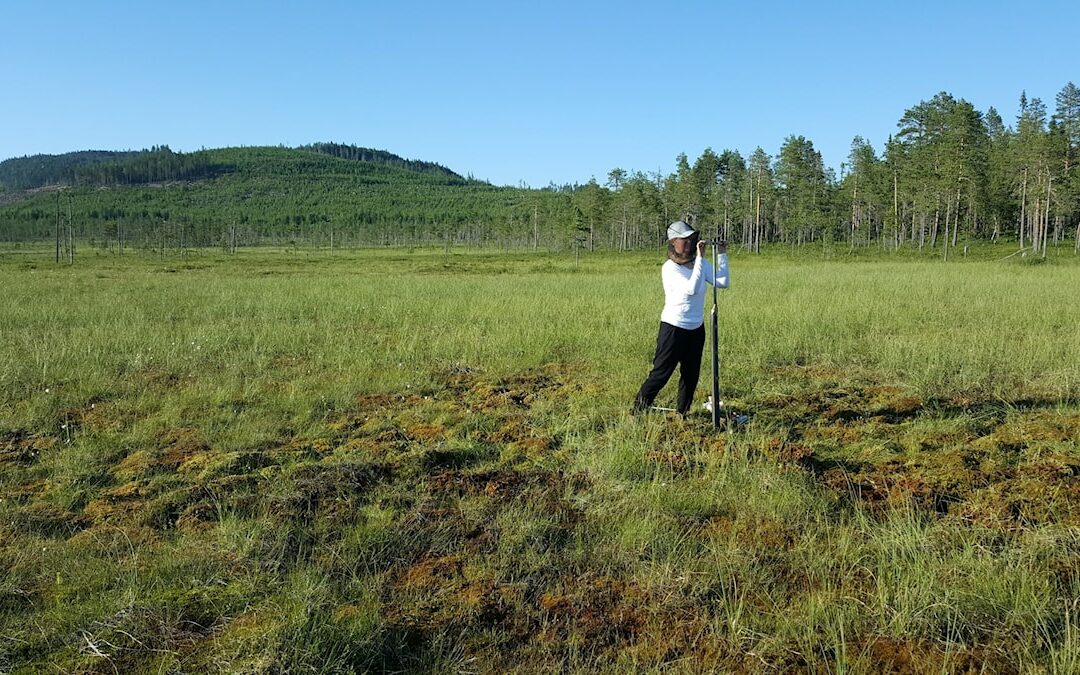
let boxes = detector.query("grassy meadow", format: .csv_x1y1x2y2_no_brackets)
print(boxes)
1,245,1079,672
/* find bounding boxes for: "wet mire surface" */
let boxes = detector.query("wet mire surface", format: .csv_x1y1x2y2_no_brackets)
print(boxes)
752,366,1080,528
2,363,1078,671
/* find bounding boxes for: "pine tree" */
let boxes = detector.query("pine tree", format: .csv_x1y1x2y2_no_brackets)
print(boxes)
746,148,773,253
1052,82,1080,250
775,135,830,246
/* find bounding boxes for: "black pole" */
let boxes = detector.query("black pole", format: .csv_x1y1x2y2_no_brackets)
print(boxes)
711,242,721,429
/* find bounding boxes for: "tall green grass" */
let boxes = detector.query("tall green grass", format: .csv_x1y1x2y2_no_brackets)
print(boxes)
3,248,1077,432
1,246,1078,672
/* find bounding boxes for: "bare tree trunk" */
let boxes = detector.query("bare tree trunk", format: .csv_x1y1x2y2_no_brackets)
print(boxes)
1032,197,1041,257
533,204,539,251
755,193,761,254
899,207,906,248
55,192,61,264
851,175,858,250
1043,174,1052,259
943,200,951,262
893,171,899,249
952,186,961,248
1019,168,1028,250
67,198,74,265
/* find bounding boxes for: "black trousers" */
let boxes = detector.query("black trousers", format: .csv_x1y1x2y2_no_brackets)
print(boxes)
633,322,706,415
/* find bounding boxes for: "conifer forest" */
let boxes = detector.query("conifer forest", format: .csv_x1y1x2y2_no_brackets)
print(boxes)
2,85,1078,256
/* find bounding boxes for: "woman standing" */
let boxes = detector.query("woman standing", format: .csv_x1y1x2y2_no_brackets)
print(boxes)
632,219,729,416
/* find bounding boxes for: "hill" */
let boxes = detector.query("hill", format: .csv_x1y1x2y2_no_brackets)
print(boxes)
0,144,464,190
0,150,144,191
0,145,576,249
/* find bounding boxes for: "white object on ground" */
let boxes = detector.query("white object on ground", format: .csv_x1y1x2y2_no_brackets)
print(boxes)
703,396,724,413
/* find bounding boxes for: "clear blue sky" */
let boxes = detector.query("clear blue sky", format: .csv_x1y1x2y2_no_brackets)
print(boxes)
2,1,1077,187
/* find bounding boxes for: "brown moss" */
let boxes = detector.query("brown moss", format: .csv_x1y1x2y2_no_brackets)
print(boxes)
114,428,211,480
11,502,88,537
158,427,211,459
810,420,1079,527
481,417,527,444
81,479,197,530
426,468,569,503
404,423,445,442
271,435,336,459
83,480,155,524
757,380,1076,531
534,575,647,648
644,449,690,470
864,385,923,416
537,592,571,612
77,402,125,433
975,411,1080,453
621,613,733,671
267,461,391,526
175,501,219,533
114,450,155,478
764,437,815,463
67,524,162,550
1,479,47,503
397,554,465,590
354,391,424,412
510,435,555,458
441,367,572,412
0,430,55,466
853,636,1019,675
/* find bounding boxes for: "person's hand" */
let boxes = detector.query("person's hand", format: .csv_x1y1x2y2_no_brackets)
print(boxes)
696,240,707,257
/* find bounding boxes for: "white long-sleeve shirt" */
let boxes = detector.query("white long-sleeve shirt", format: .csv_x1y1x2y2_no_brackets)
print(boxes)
659,254,729,329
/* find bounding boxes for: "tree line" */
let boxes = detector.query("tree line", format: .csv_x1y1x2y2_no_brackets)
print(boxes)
0,143,468,191
298,143,467,180
2,84,1078,256
0,150,141,190
574,83,1080,257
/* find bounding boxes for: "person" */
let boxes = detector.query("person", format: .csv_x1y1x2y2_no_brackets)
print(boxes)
632,219,729,416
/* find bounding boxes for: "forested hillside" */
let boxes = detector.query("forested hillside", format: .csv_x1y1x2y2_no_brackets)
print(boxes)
0,144,463,190
0,150,145,190
2,83,1078,254
0,145,566,250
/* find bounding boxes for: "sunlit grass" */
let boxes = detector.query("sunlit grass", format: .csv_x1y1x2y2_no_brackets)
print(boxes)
1,246,1078,672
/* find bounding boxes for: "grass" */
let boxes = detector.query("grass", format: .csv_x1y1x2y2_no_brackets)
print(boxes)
1,244,1079,672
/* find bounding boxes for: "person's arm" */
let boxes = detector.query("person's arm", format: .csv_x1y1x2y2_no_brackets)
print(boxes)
662,253,706,297
695,240,729,289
